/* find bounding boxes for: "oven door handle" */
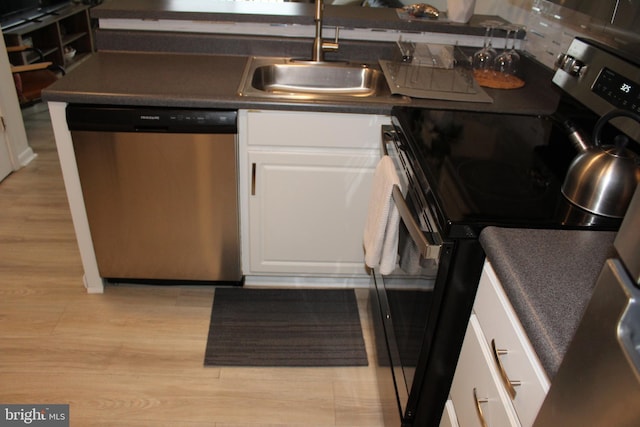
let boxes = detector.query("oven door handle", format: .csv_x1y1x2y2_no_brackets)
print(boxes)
383,127,442,261
392,184,442,260
382,129,392,155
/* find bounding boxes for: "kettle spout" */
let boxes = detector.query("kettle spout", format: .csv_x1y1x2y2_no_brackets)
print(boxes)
563,120,591,152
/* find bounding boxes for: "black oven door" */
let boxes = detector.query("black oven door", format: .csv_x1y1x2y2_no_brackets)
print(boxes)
370,127,446,425
370,222,438,424
371,125,486,426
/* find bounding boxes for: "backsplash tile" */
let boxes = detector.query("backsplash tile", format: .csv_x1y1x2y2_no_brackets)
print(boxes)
472,0,638,69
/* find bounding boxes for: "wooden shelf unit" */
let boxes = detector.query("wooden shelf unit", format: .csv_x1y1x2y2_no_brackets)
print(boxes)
3,4,94,71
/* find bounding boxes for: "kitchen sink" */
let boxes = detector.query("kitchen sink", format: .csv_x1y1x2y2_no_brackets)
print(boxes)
238,56,407,103
251,61,379,96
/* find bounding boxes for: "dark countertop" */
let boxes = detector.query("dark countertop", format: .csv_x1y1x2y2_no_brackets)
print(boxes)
44,52,251,109
43,0,557,114
479,227,617,379
43,50,560,115
43,51,395,114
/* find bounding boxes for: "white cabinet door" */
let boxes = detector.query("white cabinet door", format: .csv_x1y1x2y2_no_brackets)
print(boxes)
0,123,12,182
0,38,16,182
248,149,378,275
0,36,35,180
239,109,389,278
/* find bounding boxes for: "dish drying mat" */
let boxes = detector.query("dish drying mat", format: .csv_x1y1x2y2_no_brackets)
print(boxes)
379,59,493,103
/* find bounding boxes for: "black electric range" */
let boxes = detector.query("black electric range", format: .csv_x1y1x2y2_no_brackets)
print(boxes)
390,104,625,240
372,37,639,427
390,36,640,241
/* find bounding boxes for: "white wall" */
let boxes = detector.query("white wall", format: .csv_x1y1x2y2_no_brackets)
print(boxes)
0,30,36,175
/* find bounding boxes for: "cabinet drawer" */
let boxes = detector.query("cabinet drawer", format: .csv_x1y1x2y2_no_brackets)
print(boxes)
440,399,460,427
451,315,520,427
473,262,550,427
245,110,389,149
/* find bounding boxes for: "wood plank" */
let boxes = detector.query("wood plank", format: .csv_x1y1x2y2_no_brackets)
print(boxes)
0,105,386,426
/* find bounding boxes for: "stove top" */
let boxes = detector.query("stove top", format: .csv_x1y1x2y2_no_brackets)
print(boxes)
391,107,622,238
390,37,640,238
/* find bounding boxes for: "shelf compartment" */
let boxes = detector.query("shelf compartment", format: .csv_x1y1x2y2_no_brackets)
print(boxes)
61,32,87,47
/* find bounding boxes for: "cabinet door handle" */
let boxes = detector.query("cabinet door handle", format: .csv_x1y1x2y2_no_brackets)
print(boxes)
491,339,521,399
473,388,489,427
251,162,256,196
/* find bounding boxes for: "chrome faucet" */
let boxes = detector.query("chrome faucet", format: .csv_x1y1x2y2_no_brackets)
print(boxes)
312,0,339,62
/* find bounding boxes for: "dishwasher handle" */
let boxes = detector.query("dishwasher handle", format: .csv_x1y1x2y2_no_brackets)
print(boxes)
66,105,237,134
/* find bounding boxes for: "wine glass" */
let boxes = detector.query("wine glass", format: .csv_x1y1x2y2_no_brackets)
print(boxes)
507,26,521,74
485,26,497,60
494,28,513,77
494,26,521,78
473,26,497,73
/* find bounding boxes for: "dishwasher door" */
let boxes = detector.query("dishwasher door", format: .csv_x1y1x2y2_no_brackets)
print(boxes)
69,106,240,283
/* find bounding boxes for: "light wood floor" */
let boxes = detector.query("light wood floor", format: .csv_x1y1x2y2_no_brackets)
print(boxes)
0,105,389,426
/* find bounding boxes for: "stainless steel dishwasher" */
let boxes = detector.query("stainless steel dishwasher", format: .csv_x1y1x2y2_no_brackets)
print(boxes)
66,105,241,283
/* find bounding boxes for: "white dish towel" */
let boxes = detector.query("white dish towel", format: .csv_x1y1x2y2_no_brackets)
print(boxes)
364,155,401,275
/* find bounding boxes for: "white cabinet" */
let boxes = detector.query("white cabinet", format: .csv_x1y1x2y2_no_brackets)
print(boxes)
472,262,550,426
451,315,521,427
448,261,550,427
247,149,379,275
238,110,389,278
440,399,460,427
0,119,14,181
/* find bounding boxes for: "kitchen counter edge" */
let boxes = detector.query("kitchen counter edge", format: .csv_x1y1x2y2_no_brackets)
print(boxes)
479,226,617,379
42,51,560,116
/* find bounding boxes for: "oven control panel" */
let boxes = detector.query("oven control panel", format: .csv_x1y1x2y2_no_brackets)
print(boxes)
553,37,640,141
592,67,640,115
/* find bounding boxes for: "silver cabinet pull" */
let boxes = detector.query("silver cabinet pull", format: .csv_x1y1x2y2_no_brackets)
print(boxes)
491,339,521,399
473,387,489,427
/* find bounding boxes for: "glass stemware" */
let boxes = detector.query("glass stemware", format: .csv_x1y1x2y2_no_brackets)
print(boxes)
494,29,513,76
494,26,521,78
472,26,497,73
507,27,521,74
485,26,497,61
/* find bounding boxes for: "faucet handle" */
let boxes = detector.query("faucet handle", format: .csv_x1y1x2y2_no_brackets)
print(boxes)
323,26,340,52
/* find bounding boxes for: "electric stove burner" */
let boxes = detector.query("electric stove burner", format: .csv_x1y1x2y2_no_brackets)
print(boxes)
457,159,552,201
392,106,623,235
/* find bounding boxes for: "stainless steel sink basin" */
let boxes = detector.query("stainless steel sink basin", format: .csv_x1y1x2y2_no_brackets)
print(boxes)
252,62,379,96
238,57,407,103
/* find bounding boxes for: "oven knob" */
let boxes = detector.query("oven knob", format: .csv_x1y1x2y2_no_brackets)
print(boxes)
555,53,568,68
556,54,587,78
568,61,587,78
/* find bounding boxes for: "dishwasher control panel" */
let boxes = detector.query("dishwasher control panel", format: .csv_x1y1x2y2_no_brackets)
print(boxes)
66,105,237,133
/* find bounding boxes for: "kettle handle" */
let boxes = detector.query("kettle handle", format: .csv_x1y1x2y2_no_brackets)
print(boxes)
594,109,640,147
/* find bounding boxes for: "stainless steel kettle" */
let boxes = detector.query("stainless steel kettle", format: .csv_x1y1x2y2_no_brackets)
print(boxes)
561,109,640,218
